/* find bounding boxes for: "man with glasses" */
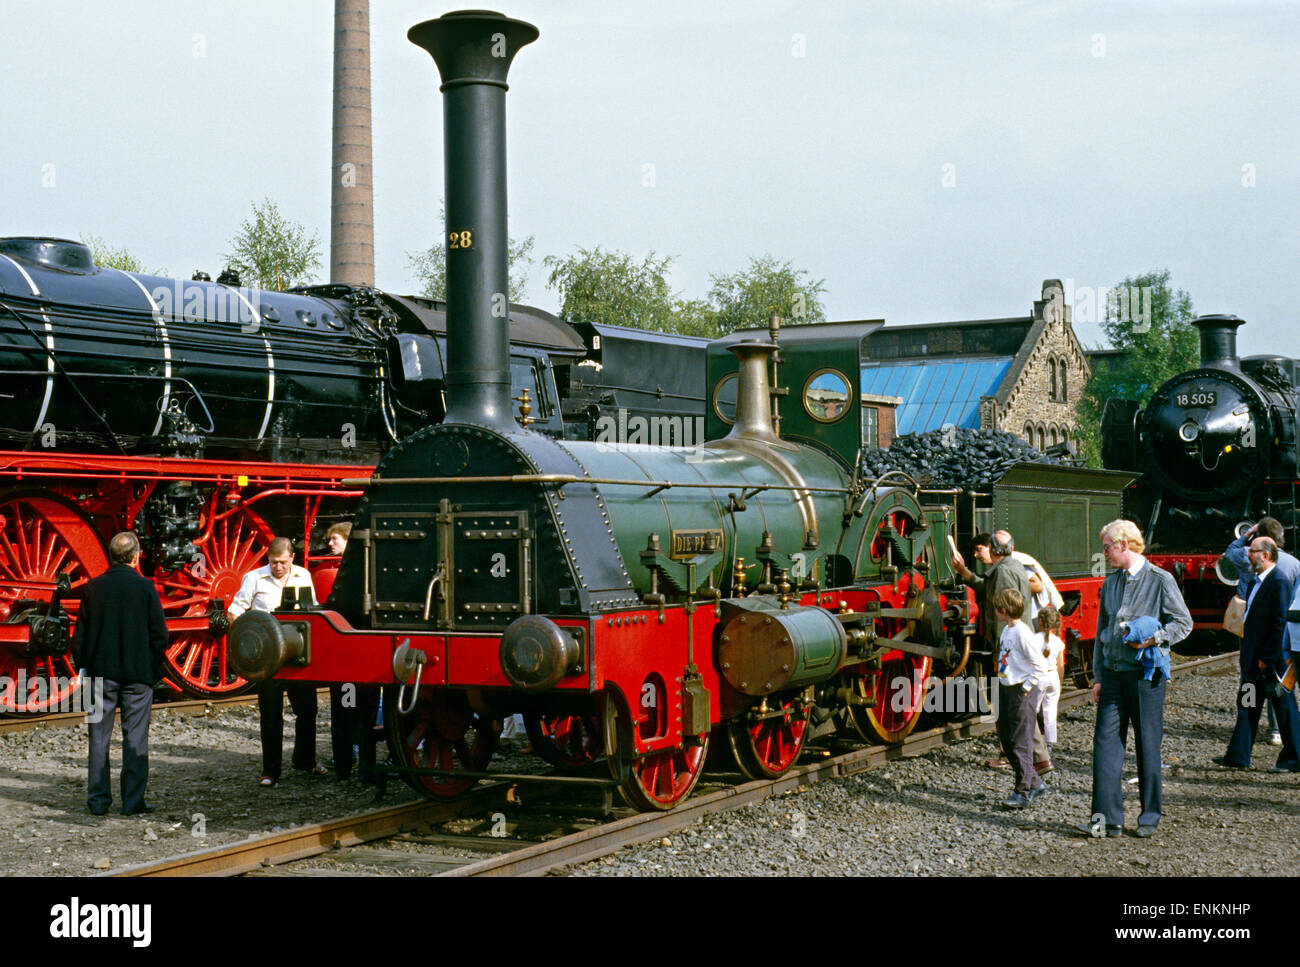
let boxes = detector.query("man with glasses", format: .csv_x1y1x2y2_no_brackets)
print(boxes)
1213,537,1300,772
1078,519,1191,839
1222,518,1299,745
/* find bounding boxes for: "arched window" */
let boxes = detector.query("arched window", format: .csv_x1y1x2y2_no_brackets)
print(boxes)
1048,357,1057,401
1048,425,1058,447
1061,426,1070,445
1058,359,1068,402
1025,422,1034,444
1036,424,1046,451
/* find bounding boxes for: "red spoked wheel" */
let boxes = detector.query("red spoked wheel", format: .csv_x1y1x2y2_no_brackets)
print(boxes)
385,687,498,799
604,689,709,811
524,708,604,770
0,492,108,714
154,502,273,697
846,650,933,744
726,693,810,780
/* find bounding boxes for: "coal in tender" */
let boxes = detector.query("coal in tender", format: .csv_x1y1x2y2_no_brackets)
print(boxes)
859,426,1064,490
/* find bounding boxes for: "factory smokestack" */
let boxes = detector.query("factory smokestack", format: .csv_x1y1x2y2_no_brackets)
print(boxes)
330,0,375,286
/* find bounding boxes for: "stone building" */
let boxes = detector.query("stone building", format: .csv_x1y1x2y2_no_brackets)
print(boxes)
859,280,1090,450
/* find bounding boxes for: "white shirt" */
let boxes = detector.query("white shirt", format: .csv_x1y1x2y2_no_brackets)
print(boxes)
1011,550,1064,611
998,619,1054,688
1037,631,1065,669
227,564,317,618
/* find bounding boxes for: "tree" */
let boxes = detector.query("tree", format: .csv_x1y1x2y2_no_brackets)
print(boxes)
544,247,684,333
82,235,161,275
1074,269,1199,466
707,255,827,336
543,247,829,338
223,199,322,291
409,234,534,303
408,202,535,303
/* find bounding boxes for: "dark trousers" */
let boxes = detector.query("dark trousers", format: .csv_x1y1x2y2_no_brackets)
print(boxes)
87,680,153,813
1092,669,1165,829
258,680,318,779
997,683,1046,795
984,651,1049,761
330,684,381,780
1224,669,1300,769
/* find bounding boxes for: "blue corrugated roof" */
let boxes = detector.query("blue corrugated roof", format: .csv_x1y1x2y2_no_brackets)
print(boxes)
861,357,1013,434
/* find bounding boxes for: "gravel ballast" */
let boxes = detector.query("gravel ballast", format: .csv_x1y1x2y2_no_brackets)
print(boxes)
571,663,1300,876
2,663,1294,877
0,699,416,876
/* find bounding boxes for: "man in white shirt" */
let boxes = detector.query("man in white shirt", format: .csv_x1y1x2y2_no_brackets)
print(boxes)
229,537,321,786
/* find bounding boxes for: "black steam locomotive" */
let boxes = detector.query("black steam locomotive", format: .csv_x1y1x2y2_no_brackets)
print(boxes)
0,236,706,711
0,236,706,463
1102,314,1300,629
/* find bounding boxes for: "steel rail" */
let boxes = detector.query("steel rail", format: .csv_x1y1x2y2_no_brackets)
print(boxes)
101,651,1238,878
107,782,532,877
449,649,1240,877
445,716,998,877
0,688,327,736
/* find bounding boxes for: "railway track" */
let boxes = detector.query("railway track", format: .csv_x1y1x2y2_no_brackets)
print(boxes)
0,689,266,736
107,650,1240,878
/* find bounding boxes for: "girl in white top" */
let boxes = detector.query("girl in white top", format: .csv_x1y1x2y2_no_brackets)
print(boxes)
1034,605,1066,745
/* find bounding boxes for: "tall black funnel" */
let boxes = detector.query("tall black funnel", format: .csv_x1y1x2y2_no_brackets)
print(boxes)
1191,314,1245,372
408,10,538,429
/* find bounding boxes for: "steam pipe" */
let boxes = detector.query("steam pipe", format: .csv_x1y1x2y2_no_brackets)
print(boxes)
408,10,539,430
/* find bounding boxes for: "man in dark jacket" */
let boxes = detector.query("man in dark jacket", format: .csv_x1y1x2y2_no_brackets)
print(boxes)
1215,537,1300,771
73,531,168,816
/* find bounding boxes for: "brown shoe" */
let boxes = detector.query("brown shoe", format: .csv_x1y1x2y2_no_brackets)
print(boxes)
1035,760,1054,774
985,758,1010,769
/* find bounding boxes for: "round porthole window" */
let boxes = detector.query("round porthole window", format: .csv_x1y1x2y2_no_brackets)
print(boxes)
803,368,851,423
712,373,738,424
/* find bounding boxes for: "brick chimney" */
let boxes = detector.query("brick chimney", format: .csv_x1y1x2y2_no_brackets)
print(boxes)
330,0,375,285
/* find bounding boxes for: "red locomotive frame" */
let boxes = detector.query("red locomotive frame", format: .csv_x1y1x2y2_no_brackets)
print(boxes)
0,448,363,713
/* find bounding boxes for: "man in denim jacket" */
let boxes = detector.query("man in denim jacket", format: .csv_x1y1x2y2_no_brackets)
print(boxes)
1078,519,1191,839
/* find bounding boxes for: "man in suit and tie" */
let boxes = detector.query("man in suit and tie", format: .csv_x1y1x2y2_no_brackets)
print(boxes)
1214,536,1300,772
74,531,169,815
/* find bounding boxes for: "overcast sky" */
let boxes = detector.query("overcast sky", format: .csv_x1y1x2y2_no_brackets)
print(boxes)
3,1,1296,357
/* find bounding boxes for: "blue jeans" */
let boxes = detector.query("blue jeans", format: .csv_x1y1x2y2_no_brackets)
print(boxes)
1092,669,1165,829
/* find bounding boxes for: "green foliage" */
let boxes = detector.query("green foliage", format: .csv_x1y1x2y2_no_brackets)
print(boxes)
83,235,161,275
408,204,534,302
543,248,827,338
669,298,719,338
223,199,322,291
544,247,684,332
706,255,827,336
1075,269,1199,466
